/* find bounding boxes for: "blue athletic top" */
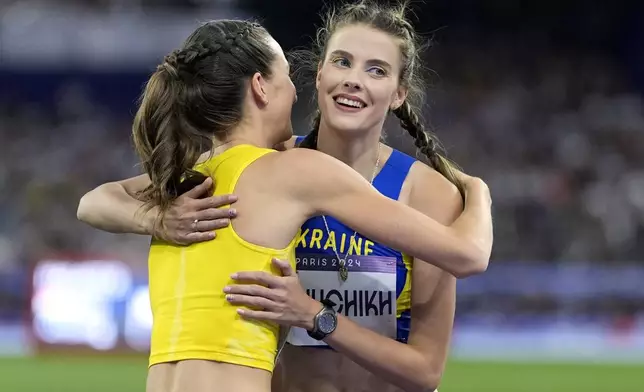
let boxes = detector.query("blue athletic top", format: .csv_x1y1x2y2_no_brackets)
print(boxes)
289,135,416,345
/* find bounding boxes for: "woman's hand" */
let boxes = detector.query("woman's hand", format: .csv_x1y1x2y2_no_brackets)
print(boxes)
453,169,491,207
224,258,321,330
153,177,238,245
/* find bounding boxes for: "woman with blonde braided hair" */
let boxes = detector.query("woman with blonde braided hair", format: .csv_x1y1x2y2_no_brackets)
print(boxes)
231,2,472,391
77,3,493,392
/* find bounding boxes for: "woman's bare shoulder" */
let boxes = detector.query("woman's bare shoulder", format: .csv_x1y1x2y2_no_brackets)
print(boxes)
407,161,463,224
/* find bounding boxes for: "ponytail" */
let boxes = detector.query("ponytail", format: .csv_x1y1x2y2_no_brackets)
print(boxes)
131,20,276,226
132,54,210,218
393,101,465,198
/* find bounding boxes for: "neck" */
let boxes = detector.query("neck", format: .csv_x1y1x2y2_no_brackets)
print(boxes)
316,120,382,180
216,121,273,150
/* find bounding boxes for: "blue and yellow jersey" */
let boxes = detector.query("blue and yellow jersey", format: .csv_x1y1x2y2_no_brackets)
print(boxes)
286,137,415,346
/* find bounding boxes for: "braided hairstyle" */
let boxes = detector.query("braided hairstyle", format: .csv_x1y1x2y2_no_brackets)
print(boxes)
132,20,275,218
298,0,464,197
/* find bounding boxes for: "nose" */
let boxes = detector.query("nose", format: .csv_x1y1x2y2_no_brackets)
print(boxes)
342,67,363,90
343,80,362,90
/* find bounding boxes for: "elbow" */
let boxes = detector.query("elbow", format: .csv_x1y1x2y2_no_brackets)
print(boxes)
76,191,95,224
77,184,110,225
454,260,488,279
408,368,442,392
452,246,489,279
417,378,440,392
400,358,443,392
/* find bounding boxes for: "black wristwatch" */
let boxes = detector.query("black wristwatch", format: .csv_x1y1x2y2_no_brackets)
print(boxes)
307,299,338,340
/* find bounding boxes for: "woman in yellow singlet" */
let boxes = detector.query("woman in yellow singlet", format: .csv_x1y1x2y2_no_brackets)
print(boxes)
115,19,492,392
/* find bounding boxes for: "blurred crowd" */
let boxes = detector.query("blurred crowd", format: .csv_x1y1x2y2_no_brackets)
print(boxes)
0,0,212,10
0,82,146,273
1,43,643,276
425,45,644,263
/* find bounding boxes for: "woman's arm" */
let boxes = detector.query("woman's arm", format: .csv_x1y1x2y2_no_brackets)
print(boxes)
281,148,493,278
320,164,460,391
77,175,237,245
227,166,461,390
77,174,156,234
224,158,463,391
320,271,455,392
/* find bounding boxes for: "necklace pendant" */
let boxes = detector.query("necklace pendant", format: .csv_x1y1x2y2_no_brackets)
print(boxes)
339,264,348,281
322,145,380,285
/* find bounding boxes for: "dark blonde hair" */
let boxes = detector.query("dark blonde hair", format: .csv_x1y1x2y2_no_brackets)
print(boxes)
297,0,464,196
132,20,275,218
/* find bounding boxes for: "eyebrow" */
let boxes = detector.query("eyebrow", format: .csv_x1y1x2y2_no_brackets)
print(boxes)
329,49,392,70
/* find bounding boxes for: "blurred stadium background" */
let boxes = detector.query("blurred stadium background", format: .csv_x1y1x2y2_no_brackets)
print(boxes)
1,0,643,391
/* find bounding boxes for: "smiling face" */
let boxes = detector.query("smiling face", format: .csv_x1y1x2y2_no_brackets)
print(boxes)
315,24,407,136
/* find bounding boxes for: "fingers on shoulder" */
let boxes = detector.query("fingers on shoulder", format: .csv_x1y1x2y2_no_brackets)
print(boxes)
182,177,213,198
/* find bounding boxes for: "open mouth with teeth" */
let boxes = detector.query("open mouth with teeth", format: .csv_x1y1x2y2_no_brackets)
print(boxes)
334,96,366,109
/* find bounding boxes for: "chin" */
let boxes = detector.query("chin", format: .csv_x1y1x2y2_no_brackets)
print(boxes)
327,117,371,136
324,102,376,135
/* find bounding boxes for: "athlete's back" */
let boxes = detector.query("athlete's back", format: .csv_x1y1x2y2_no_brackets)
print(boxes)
147,144,299,392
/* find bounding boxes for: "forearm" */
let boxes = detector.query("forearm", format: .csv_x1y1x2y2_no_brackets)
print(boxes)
77,183,155,235
323,315,437,392
449,180,493,274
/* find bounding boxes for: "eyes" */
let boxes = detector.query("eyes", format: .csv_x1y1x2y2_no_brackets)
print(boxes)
332,57,351,68
330,56,387,78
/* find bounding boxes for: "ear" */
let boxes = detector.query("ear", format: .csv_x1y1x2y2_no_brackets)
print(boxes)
250,72,269,106
390,86,408,111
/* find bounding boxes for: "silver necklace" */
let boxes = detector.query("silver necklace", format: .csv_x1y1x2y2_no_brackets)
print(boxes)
321,145,381,282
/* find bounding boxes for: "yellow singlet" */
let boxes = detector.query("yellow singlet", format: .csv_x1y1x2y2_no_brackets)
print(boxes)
148,144,298,372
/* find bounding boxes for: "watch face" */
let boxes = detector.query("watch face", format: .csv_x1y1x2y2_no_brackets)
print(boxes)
318,312,337,334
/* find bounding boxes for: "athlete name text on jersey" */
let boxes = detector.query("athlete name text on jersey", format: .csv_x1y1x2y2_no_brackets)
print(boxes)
287,253,398,346
306,288,393,317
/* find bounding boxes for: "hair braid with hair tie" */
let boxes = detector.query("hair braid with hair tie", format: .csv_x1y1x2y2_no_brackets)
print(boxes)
133,19,276,219
157,51,181,78
158,24,256,80
220,24,254,53
158,43,216,80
